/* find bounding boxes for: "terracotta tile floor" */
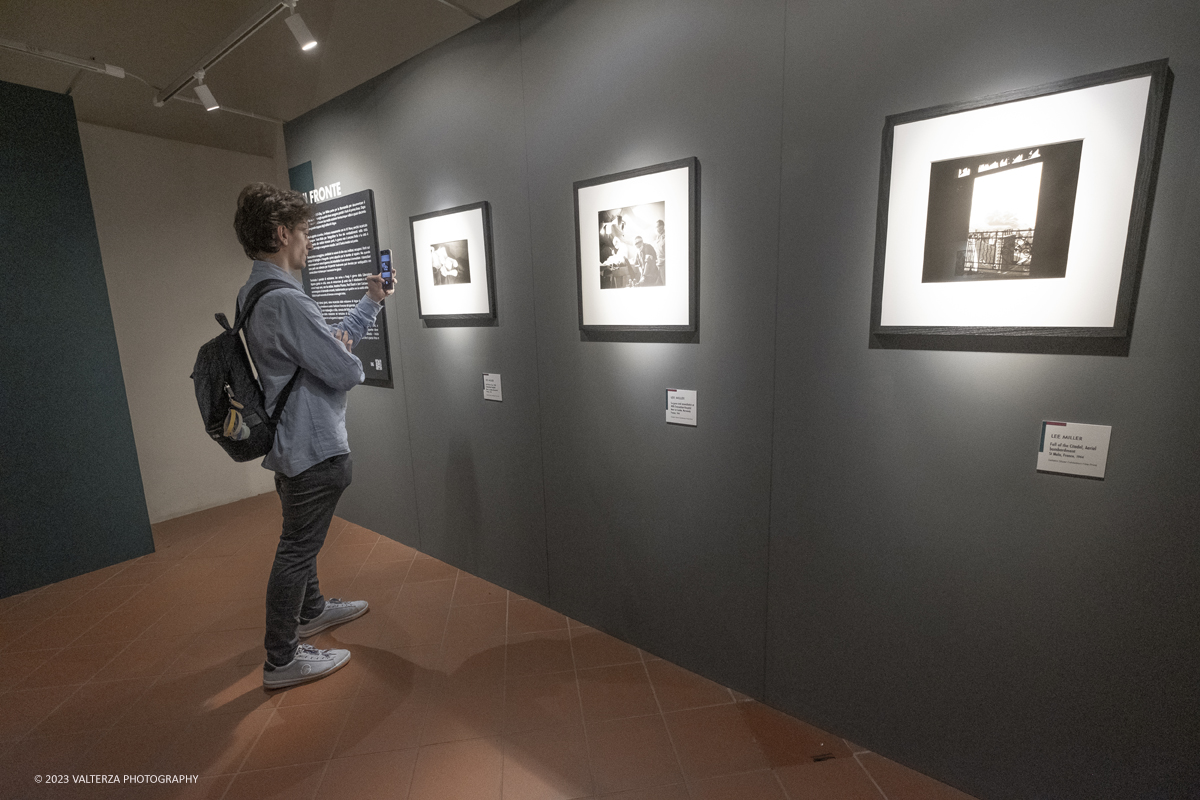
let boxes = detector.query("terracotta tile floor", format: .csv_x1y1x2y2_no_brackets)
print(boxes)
0,493,979,800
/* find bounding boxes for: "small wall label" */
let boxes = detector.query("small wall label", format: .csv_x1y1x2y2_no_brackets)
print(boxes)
666,388,697,426
483,373,503,402
1037,420,1111,479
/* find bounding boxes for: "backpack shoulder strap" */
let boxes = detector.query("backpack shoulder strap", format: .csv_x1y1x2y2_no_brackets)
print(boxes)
233,278,303,422
233,278,295,333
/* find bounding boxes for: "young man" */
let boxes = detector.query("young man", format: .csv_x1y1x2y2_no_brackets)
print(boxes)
232,183,393,688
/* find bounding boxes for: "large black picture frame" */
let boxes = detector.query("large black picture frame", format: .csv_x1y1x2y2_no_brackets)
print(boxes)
409,201,497,325
870,60,1172,355
574,157,699,338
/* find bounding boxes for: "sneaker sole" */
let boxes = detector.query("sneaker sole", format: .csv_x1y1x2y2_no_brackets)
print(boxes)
263,651,351,689
297,604,369,638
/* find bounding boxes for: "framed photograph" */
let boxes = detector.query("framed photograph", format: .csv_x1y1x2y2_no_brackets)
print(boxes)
410,201,496,323
575,157,699,333
871,60,1171,352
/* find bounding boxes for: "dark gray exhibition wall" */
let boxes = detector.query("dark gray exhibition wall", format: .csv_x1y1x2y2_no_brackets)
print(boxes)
767,2,1200,799
0,81,154,597
284,1,1200,797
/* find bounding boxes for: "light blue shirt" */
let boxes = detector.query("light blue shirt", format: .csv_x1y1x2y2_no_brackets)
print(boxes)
238,260,382,477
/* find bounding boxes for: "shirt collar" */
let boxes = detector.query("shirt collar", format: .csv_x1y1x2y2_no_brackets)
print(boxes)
251,259,304,290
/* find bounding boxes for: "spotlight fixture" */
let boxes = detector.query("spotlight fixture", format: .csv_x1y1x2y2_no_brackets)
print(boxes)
284,1,318,51
155,0,323,108
193,70,219,111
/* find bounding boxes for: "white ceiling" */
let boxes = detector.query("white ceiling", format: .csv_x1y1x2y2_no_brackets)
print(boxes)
0,0,520,157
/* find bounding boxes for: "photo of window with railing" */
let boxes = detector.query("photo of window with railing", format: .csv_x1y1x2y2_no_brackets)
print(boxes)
921,140,1083,283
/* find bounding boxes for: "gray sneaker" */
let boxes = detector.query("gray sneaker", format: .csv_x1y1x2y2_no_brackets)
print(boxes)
297,598,369,638
263,644,351,689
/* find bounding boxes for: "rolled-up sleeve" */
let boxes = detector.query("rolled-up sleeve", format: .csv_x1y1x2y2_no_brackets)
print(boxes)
332,295,383,345
270,290,366,392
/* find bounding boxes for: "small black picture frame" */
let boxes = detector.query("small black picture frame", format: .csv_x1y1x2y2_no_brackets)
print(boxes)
409,201,497,325
870,60,1172,355
574,157,699,338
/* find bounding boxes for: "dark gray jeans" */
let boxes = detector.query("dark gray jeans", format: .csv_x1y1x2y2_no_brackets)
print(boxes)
265,453,352,667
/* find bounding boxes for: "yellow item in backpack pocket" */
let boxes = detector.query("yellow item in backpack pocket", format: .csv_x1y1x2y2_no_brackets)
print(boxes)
223,407,251,441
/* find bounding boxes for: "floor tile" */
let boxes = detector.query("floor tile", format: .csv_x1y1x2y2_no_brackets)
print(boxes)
94,635,188,683
406,558,459,584
206,598,265,633
596,782,690,799
241,699,353,771
569,626,641,670
31,677,153,736
664,703,770,781
100,559,176,587
316,542,374,570
11,614,96,652
165,627,262,674
444,601,508,643
80,721,183,776
507,631,574,677
690,769,788,800
158,707,275,776
586,715,682,795
51,583,145,618
0,730,97,781
366,536,419,564
316,748,419,800
334,691,429,758
329,522,381,548
776,758,886,800
347,563,408,607
8,648,59,687
502,725,593,800
16,640,126,689
857,752,978,800
408,737,504,800
421,670,506,745
222,761,326,800
577,663,659,724
3,591,88,622
137,601,237,640
508,598,568,635
167,774,235,800
131,663,279,719
0,685,80,742
645,658,734,712
354,645,442,704
453,573,508,606
503,670,583,734
738,701,852,767
69,599,171,645
395,579,456,611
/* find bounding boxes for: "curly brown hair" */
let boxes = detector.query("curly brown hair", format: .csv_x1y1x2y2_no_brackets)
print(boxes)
233,183,312,259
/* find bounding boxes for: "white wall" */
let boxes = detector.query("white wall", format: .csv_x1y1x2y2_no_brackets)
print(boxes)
78,122,283,523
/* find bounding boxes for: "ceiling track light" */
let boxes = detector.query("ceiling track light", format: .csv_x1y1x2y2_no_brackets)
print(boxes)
153,0,318,108
193,70,220,111
284,0,319,51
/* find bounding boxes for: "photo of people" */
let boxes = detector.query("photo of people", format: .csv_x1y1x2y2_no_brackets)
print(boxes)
598,201,666,289
430,239,471,285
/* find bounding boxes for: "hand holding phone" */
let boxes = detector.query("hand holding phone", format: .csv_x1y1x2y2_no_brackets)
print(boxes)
380,249,393,291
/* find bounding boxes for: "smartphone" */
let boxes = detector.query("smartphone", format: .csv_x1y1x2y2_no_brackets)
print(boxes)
379,249,393,290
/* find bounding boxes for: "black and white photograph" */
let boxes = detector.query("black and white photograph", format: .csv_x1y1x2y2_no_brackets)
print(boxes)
574,157,698,333
871,60,1171,348
598,202,666,289
921,140,1083,283
409,201,496,322
430,238,471,286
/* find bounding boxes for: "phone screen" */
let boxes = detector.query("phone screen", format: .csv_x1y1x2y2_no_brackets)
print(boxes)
380,250,393,289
